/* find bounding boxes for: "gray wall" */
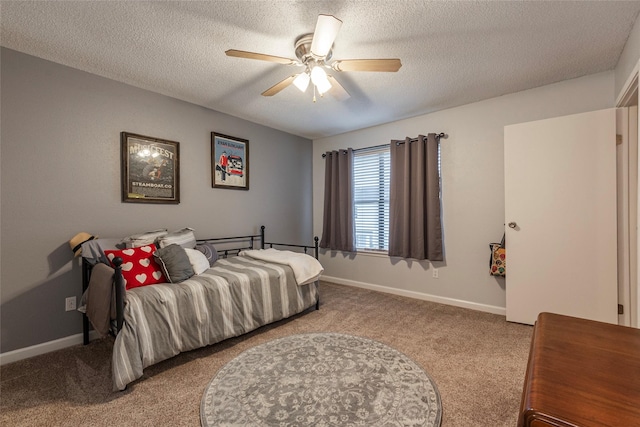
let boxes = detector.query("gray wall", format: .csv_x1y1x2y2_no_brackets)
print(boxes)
0,48,313,353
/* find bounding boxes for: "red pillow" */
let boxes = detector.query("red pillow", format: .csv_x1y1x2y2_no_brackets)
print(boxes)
104,244,166,290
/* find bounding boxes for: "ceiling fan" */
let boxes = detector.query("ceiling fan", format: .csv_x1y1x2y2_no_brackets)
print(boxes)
225,14,402,102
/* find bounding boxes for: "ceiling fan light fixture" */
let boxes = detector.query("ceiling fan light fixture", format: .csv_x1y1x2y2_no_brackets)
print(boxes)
310,66,332,94
316,77,332,95
310,15,343,57
293,72,310,92
310,65,328,84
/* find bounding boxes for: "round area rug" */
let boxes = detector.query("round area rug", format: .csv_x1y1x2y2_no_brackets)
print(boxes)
200,333,442,426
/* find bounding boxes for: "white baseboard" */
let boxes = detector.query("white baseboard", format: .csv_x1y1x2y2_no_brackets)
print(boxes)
321,275,506,316
2,280,504,366
0,330,99,366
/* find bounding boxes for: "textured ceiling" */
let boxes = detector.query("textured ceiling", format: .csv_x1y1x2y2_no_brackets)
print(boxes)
2,1,640,140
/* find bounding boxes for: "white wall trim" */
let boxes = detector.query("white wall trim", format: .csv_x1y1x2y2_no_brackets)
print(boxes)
0,277,505,366
1,277,506,366
0,331,99,366
322,276,506,316
616,60,639,107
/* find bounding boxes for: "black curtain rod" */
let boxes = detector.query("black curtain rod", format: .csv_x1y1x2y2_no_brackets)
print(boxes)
400,132,447,144
321,133,447,158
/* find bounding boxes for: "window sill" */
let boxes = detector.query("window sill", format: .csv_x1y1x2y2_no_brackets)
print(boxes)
354,249,389,258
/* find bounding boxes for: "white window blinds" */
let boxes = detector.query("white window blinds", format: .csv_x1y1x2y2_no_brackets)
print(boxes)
353,146,390,251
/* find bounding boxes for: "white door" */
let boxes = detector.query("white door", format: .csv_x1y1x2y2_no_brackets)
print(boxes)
504,109,618,325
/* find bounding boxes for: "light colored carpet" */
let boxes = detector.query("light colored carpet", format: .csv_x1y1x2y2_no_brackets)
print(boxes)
0,282,532,426
200,332,442,426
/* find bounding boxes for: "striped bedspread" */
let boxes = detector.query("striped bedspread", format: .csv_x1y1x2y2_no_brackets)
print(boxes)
111,256,318,391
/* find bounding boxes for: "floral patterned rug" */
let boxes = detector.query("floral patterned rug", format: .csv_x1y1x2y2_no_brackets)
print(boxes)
200,333,442,426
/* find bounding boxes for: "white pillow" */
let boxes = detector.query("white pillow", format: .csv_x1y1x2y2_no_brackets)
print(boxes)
157,227,197,249
122,229,168,248
184,248,210,275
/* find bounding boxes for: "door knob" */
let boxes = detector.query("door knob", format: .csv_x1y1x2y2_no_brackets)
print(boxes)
508,222,517,229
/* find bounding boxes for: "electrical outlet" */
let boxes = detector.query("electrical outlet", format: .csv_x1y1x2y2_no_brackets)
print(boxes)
65,296,76,312
432,268,439,279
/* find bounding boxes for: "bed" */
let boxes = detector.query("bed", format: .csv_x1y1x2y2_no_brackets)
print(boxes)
79,226,322,391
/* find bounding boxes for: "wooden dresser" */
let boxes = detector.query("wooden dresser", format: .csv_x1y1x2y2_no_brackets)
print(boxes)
518,312,640,427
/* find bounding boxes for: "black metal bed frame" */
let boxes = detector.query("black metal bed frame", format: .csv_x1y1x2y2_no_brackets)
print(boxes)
81,225,320,345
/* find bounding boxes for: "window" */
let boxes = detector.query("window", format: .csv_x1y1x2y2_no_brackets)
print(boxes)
353,146,390,251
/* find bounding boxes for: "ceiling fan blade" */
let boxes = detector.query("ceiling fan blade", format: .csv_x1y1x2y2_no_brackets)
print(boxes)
326,75,350,101
261,75,298,96
332,59,402,72
226,49,297,65
310,15,342,58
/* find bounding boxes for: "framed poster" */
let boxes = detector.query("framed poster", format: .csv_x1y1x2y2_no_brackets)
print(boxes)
211,132,249,190
121,132,180,204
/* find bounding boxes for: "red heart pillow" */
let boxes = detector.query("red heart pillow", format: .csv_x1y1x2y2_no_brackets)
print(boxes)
104,244,166,290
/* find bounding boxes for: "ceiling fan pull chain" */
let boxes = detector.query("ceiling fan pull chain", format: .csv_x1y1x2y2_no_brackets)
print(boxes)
313,85,317,103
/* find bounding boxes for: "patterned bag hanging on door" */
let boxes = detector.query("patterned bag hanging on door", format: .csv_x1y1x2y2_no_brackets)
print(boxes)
489,234,506,277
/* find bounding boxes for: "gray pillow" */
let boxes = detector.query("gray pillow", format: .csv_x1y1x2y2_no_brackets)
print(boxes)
195,242,219,267
154,244,194,283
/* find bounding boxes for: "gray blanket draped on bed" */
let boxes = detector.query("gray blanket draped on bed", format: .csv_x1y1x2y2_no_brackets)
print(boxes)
111,256,318,391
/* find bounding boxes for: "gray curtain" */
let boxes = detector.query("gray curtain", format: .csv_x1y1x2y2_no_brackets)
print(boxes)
388,133,443,260
320,149,355,252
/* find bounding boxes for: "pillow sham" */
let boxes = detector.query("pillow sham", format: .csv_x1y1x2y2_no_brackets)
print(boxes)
184,248,210,275
122,229,168,248
104,244,166,290
154,244,195,283
157,227,197,249
195,242,219,267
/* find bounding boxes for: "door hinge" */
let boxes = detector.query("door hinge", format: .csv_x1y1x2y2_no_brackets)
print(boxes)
618,304,624,315
616,134,623,145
